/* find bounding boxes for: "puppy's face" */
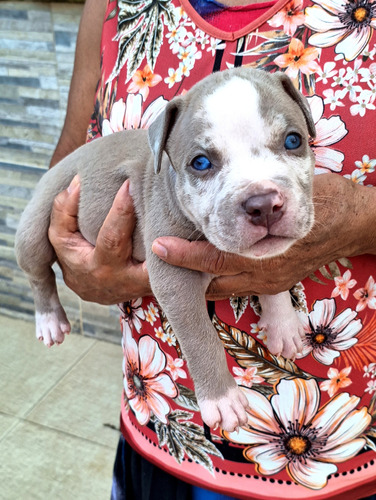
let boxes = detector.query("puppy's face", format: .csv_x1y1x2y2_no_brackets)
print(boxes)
157,72,315,259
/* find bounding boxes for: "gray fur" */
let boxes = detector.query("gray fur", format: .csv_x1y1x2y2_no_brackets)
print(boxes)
15,67,316,431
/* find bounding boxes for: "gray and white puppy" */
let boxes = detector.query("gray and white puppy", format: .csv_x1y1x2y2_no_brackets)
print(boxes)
15,67,316,432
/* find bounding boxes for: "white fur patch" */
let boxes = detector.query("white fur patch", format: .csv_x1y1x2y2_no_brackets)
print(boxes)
36,311,70,346
202,77,266,150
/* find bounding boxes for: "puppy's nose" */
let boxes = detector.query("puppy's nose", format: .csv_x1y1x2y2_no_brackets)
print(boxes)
244,191,284,227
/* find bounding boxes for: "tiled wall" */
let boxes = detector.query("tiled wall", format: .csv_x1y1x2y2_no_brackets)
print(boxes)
0,2,121,343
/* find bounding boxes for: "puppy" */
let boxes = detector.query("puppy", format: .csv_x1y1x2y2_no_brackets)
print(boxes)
15,67,316,431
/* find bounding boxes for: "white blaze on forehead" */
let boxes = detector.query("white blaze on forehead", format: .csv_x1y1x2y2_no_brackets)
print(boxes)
201,77,268,147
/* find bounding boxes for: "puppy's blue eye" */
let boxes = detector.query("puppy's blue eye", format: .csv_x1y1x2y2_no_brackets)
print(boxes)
192,156,212,171
284,133,301,150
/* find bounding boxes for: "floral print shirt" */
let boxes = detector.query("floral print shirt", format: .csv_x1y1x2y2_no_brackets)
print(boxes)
88,0,376,498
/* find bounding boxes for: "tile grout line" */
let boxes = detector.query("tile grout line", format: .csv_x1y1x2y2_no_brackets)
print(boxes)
21,338,99,421
0,410,119,450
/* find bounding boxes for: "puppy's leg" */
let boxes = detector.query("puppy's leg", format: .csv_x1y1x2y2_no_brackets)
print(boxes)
258,291,304,359
15,204,70,347
147,255,249,432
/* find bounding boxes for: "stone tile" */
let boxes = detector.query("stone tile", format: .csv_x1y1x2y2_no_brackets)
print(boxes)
27,340,123,448
0,315,95,418
0,420,115,500
0,412,17,441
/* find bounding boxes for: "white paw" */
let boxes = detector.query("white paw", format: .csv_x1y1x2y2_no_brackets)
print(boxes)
198,386,249,432
260,313,305,359
36,310,71,347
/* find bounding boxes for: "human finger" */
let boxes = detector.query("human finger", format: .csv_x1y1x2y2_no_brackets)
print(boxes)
94,180,137,265
152,237,246,275
48,175,91,250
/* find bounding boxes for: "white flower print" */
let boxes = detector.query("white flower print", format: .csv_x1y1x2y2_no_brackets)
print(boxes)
165,67,183,88
307,95,348,174
122,322,177,425
323,88,345,110
331,67,347,87
305,0,376,61
102,94,168,135
355,154,376,174
154,326,177,346
344,169,367,184
359,65,376,87
345,57,363,82
363,362,376,378
297,298,361,365
145,302,159,326
365,379,376,394
223,378,371,490
316,61,338,84
350,91,376,116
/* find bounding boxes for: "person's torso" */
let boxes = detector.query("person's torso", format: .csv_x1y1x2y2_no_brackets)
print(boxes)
89,1,376,498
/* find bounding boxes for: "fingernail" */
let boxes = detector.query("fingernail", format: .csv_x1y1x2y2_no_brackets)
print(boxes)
67,175,80,194
152,241,167,259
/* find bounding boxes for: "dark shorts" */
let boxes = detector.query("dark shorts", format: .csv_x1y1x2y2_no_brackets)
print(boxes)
111,435,376,500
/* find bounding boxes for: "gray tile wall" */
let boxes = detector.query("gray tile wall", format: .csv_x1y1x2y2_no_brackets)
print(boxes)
0,2,121,343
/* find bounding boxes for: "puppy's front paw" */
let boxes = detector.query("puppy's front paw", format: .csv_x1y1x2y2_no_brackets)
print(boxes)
36,309,71,347
198,386,249,432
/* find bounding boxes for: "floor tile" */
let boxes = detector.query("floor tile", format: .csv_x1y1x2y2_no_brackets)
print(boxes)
0,315,95,418
0,420,115,500
27,341,123,448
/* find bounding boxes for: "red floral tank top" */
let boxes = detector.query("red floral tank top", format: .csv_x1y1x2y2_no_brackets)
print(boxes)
88,0,376,498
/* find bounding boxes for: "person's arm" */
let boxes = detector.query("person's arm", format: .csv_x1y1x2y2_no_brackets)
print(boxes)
50,0,106,166
48,0,151,303
152,174,376,300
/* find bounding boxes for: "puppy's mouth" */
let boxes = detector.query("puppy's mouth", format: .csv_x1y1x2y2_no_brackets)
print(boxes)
243,234,296,258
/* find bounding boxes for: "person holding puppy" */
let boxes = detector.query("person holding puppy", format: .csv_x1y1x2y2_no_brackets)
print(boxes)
48,0,376,498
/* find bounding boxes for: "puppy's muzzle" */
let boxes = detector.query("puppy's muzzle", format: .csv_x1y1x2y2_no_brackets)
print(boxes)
243,190,284,228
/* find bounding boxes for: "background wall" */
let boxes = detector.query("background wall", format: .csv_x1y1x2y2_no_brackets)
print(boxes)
0,1,121,343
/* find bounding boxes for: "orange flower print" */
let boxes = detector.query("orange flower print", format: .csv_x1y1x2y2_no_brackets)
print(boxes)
320,366,352,397
268,0,305,37
232,366,264,388
165,353,187,381
274,38,321,79
223,378,371,490
127,64,162,100
120,299,145,332
331,270,357,300
354,275,376,311
122,322,177,425
305,0,376,62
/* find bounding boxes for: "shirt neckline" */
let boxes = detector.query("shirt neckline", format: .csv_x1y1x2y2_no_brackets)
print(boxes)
179,0,291,41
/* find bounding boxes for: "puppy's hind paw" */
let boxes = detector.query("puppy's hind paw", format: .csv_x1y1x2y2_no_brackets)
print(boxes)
199,386,249,432
36,310,71,347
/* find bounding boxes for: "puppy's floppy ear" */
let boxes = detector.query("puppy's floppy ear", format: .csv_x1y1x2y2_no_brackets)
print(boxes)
275,72,316,140
148,96,183,174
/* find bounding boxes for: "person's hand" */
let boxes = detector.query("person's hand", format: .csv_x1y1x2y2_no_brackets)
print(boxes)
48,176,151,304
151,174,376,300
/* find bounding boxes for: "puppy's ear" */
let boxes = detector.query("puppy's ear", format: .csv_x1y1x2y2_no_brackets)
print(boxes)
148,97,183,174
275,73,316,139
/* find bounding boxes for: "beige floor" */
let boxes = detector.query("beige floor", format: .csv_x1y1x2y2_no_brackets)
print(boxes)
0,314,123,500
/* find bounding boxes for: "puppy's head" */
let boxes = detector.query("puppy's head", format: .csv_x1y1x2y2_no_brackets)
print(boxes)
148,68,316,258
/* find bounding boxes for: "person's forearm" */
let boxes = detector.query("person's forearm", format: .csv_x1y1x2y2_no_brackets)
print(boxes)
49,0,107,167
